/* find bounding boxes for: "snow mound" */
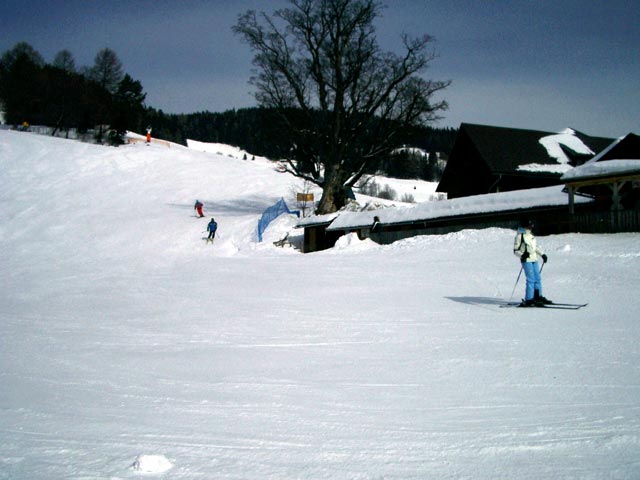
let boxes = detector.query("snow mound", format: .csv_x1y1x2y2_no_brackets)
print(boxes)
258,213,301,245
186,138,265,162
332,232,378,251
131,454,173,474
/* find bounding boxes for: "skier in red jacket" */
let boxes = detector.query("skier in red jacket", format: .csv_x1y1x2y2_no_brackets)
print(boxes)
194,200,204,217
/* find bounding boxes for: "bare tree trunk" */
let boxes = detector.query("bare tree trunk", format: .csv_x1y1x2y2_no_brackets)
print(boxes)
317,164,348,214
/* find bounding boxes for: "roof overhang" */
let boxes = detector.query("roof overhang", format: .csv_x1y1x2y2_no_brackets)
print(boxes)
565,172,640,188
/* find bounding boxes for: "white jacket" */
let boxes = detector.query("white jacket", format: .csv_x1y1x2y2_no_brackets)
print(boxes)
513,227,544,262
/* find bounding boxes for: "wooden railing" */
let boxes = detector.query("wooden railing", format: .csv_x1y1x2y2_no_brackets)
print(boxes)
566,210,640,234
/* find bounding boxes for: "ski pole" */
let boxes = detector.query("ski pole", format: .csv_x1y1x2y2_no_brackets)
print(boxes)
510,265,524,301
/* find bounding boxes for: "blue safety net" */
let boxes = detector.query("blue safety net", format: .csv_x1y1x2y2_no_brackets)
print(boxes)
257,198,300,242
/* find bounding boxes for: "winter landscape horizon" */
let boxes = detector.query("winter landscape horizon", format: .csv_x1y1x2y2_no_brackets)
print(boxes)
1,129,639,479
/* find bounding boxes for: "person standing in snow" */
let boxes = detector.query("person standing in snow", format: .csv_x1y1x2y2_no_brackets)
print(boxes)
206,217,218,243
194,200,204,218
513,218,551,307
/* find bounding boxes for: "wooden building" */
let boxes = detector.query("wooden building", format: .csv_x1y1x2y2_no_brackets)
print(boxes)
562,133,640,232
437,124,613,199
297,186,594,252
297,213,342,253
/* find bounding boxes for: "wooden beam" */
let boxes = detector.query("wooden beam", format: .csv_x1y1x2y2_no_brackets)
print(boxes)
609,181,628,211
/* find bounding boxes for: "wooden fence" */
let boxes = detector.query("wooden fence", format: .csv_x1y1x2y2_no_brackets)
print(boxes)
563,210,640,234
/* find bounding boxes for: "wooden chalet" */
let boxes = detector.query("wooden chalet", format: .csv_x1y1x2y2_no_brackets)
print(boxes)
437,123,613,199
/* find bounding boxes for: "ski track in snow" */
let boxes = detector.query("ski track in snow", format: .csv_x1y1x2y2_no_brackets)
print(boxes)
1,130,639,479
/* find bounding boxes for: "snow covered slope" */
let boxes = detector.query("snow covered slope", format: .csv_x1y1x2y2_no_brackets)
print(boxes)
1,130,639,479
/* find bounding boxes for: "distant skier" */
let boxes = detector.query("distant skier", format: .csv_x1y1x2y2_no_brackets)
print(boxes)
145,126,152,144
513,218,551,307
194,200,204,218
206,217,218,243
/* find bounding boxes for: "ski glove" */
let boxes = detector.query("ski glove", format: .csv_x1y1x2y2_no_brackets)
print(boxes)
520,252,529,262
541,254,548,263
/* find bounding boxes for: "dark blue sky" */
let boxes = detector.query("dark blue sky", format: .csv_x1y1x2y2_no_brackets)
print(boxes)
1,0,638,137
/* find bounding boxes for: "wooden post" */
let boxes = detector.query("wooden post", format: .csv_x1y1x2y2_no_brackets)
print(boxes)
568,185,575,215
609,181,627,211
611,181,628,229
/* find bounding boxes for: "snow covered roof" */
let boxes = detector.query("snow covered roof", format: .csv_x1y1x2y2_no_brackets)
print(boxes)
562,160,640,182
297,211,340,227
561,133,640,182
458,124,611,175
302,185,591,232
437,123,614,198
519,128,595,174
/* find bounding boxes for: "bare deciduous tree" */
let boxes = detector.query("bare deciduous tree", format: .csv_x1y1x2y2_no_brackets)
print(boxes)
88,48,123,142
53,49,76,73
234,0,449,214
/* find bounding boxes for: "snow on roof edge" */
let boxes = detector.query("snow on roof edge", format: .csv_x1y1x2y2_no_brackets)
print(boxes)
326,185,591,231
562,159,640,181
561,134,639,181
296,212,340,228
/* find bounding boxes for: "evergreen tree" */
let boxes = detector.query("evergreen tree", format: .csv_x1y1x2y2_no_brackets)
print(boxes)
109,74,147,144
0,43,45,125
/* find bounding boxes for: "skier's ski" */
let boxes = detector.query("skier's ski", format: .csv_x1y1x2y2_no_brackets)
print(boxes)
500,302,524,308
500,301,587,309
544,302,588,308
537,303,587,309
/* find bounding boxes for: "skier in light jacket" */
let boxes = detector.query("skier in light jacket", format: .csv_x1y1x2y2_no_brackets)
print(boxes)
513,218,551,307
